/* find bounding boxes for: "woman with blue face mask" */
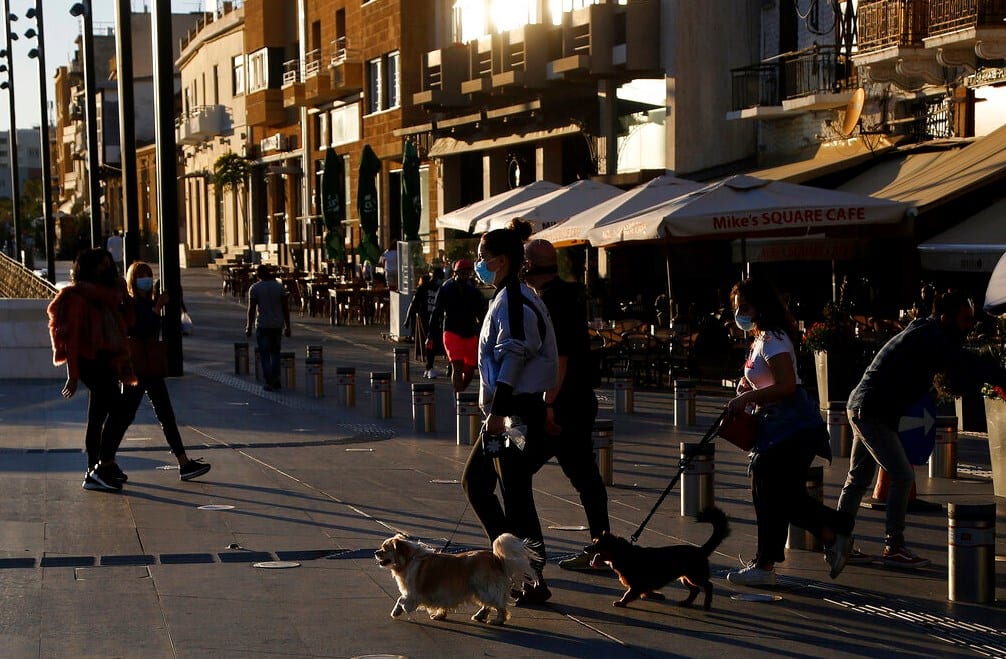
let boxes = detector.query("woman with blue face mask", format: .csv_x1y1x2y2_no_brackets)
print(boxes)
724,277,854,588
121,262,211,482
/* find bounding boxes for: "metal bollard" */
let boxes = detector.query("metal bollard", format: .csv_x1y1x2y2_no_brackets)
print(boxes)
787,466,824,551
456,392,481,445
929,416,959,479
254,347,262,382
394,347,411,382
680,442,714,516
613,370,634,414
673,379,696,427
234,342,249,375
306,358,324,398
280,352,296,390
370,371,392,418
948,503,995,603
306,344,323,362
336,367,356,407
827,401,852,458
411,383,436,433
592,419,614,486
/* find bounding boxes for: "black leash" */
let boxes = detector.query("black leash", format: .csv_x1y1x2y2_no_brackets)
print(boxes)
629,408,727,544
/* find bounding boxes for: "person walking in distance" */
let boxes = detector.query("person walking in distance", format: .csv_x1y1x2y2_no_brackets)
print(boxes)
106,230,124,275
431,259,486,392
47,248,137,491
246,265,291,391
837,289,1006,569
122,262,211,481
522,237,611,571
462,221,557,605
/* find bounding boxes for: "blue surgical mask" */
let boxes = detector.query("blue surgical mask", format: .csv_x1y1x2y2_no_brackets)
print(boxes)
734,312,755,332
136,277,154,292
475,258,494,285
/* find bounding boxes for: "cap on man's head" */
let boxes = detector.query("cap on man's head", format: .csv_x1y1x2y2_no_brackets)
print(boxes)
454,259,473,272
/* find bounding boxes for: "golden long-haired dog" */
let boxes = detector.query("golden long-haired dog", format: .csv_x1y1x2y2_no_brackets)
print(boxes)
375,533,534,625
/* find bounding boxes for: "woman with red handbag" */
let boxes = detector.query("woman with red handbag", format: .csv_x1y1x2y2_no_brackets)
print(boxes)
724,277,854,587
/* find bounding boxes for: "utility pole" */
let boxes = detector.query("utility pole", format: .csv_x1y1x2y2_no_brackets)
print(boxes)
2,0,22,262
115,0,139,268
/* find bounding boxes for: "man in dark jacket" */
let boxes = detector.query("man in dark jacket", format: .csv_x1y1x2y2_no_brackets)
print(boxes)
523,238,610,571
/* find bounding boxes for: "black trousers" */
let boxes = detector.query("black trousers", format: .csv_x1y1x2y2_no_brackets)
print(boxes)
533,392,609,539
750,428,854,564
462,394,546,568
121,377,186,457
78,356,131,468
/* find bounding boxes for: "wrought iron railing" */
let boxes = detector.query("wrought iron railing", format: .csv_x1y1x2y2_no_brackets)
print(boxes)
857,0,929,52
929,0,1006,36
0,252,57,299
731,46,848,111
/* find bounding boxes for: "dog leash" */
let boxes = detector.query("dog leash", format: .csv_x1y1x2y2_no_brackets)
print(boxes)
629,408,727,544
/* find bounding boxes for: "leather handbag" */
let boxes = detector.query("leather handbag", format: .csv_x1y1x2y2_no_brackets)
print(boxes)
128,337,168,380
717,410,758,451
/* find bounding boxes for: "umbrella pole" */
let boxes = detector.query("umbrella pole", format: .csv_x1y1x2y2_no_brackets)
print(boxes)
665,250,673,314
831,259,837,303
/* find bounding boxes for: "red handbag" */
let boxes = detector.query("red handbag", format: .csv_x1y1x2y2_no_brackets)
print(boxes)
717,410,758,451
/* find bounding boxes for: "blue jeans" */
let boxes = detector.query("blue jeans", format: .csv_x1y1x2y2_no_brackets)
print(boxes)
837,413,915,549
256,328,283,387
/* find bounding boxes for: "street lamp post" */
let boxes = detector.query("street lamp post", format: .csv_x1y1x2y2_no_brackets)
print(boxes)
115,0,139,268
1,0,21,263
26,2,56,283
70,1,102,247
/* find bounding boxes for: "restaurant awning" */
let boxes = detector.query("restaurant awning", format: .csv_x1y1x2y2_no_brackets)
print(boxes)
750,136,895,184
434,180,562,233
917,197,1006,272
472,179,622,233
428,124,581,158
731,235,866,263
838,150,950,197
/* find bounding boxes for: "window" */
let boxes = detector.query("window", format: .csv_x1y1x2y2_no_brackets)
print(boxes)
366,52,400,115
232,55,245,95
248,49,269,92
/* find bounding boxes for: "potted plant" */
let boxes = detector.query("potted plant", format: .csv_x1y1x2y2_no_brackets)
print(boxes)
803,302,870,410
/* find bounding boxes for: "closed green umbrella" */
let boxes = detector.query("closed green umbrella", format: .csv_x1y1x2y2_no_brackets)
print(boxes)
401,140,421,241
357,144,382,264
321,147,346,261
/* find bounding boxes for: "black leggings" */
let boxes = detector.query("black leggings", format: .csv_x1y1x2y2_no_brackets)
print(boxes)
121,377,186,457
750,428,854,565
78,356,132,468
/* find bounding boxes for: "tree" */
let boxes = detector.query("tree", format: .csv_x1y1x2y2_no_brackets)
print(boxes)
212,152,252,261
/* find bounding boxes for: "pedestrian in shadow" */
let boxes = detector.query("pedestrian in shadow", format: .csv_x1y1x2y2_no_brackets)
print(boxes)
246,264,291,391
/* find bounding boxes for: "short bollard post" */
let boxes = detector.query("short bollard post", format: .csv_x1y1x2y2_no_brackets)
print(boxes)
370,371,392,418
254,347,262,381
787,466,824,551
827,401,852,458
306,358,324,398
613,370,634,414
411,383,436,433
233,342,249,375
948,503,995,603
930,416,959,479
456,392,480,445
280,352,296,390
394,347,411,382
680,442,714,516
336,367,356,407
592,419,614,486
673,379,696,427
306,344,323,362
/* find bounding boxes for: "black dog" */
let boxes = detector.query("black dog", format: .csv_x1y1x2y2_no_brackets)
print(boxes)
587,506,730,610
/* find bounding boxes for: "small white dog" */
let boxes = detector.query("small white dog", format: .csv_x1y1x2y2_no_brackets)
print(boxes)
375,533,535,625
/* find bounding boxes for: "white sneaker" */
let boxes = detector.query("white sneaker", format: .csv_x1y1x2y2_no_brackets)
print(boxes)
727,564,776,586
426,368,440,378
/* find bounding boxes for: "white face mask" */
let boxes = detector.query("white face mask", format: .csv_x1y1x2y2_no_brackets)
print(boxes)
136,277,154,292
734,311,755,332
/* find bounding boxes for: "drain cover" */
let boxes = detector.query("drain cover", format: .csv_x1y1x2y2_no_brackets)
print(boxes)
253,561,301,569
731,593,782,602
198,504,235,511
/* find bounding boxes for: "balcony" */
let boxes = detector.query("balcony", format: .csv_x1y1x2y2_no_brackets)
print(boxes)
925,0,1006,59
246,89,286,127
728,46,853,120
282,58,305,108
176,105,231,145
461,35,495,97
549,3,618,78
491,23,557,90
329,38,364,97
414,43,470,108
855,0,929,63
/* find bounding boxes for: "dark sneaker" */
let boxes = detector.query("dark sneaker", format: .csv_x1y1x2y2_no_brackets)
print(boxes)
846,547,874,565
87,466,123,491
514,580,551,606
106,463,128,483
882,545,930,569
826,533,854,579
559,551,607,572
180,459,211,481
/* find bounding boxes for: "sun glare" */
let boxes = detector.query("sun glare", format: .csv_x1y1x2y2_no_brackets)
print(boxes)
491,0,536,33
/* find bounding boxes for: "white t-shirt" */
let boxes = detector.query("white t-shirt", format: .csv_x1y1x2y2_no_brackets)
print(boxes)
744,330,801,390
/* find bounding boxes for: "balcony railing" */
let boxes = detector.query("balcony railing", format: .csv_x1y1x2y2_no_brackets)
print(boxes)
731,46,847,111
929,0,1006,36
305,49,322,78
858,0,929,52
282,58,301,86
330,37,360,66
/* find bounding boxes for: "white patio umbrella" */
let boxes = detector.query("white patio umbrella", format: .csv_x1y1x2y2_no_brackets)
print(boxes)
533,174,705,247
472,179,623,234
434,180,562,233
586,175,909,247
984,251,1006,315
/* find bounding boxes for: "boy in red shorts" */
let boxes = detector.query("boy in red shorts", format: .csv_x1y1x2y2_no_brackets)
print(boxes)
431,260,486,392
